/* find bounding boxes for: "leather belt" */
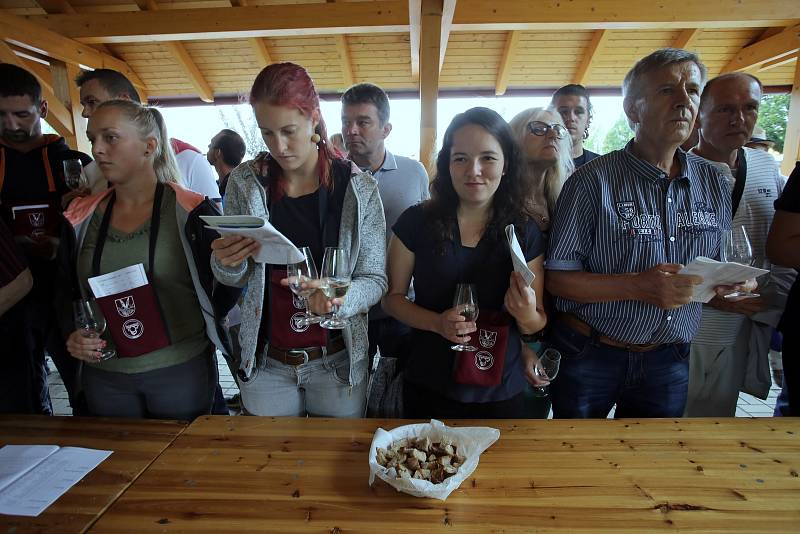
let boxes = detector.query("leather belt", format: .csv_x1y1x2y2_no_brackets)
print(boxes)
266,336,346,366
558,313,665,353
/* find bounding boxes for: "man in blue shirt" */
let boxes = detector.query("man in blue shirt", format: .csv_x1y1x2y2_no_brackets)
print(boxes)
341,83,429,360
545,48,733,418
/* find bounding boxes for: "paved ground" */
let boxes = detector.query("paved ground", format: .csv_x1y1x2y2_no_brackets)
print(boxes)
47,352,784,418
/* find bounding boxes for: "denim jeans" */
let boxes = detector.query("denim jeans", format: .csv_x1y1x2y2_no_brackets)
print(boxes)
239,349,367,417
549,322,690,418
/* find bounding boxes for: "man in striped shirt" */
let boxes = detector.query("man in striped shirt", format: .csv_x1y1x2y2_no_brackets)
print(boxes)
545,49,733,419
686,73,794,417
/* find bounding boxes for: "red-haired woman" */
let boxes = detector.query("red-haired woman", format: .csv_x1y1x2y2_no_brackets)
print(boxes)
211,63,387,417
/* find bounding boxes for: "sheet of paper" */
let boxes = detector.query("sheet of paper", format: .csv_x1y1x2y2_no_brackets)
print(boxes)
0,445,59,493
87,263,148,298
203,216,304,265
679,256,769,303
199,215,264,228
505,224,535,286
0,447,112,517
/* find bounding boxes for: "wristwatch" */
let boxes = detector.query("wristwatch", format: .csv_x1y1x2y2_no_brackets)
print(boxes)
520,332,542,343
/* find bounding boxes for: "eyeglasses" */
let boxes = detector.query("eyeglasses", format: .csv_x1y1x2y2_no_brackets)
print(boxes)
527,121,568,139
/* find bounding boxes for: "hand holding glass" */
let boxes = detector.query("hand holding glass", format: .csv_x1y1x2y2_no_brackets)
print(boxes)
722,226,760,299
287,247,322,326
531,348,561,397
451,283,479,351
320,247,351,330
73,299,116,361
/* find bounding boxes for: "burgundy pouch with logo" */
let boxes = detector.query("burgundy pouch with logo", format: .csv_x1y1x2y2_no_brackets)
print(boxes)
452,309,511,387
269,269,327,349
95,283,170,358
11,203,60,240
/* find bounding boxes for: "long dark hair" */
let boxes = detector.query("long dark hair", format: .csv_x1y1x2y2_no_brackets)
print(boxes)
425,107,526,253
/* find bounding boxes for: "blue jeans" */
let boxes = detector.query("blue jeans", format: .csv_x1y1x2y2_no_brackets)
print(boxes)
549,322,690,418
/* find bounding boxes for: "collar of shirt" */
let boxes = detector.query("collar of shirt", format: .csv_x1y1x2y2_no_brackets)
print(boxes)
361,149,397,177
622,139,691,185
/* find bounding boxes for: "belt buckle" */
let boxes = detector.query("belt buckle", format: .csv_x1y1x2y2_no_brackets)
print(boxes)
288,349,310,364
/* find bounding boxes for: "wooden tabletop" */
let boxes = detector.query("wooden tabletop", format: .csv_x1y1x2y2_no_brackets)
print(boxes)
0,416,187,534
90,416,800,532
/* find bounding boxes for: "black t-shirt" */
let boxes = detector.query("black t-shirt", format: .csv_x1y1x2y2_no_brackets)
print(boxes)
775,163,800,333
573,148,600,169
270,189,324,269
393,203,545,403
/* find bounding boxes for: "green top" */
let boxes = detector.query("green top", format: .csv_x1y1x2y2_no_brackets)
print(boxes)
78,186,211,373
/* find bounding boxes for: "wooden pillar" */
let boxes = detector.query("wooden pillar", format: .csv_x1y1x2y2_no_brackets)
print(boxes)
782,58,800,176
419,0,442,174
49,59,89,153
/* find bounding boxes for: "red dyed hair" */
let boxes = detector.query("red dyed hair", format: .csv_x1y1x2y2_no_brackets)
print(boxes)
249,62,338,191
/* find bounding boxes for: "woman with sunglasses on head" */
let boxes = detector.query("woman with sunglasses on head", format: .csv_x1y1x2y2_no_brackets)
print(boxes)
59,100,239,420
382,107,547,419
210,63,386,417
509,108,575,233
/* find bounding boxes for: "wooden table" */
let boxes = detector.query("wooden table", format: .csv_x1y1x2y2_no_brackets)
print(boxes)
0,416,187,534
90,416,800,532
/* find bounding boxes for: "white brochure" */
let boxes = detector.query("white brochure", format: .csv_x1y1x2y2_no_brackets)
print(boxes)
505,224,535,286
679,256,769,303
87,263,148,298
200,215,304,265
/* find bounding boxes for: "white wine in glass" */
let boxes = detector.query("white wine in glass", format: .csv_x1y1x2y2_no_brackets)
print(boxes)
287,246,322,325
451,283,478,351
320,247,351,330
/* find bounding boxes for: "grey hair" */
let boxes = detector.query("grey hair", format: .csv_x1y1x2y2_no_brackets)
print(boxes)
509,107,575,217
95,99,181,185
622,48,708,128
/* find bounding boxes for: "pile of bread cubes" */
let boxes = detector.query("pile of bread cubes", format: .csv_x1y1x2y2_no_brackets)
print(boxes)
375,436,466,484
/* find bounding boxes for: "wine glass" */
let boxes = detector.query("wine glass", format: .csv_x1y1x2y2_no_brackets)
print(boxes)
722,225,760,299
73,299,116,361
319,247,351,330
287,246,322,326
531,348,561,397
451,283,479,351
62,159,85,190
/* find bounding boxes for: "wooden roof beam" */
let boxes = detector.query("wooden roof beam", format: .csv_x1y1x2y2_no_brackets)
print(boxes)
34,0,75,14
0,40,73,137
25,1,409,43
758,53,798,72
335,35,354,89
227,0,272,69
409,0,420,82
722,24,800,73
450,0,800,30
0,12,145,91
781,58,800,175
439,0,455,73
494,30,520,96
673,29,701,51
573,29,610,86
419,0,442,174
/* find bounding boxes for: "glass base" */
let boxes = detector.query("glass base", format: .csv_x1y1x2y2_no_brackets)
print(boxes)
321,317,347,330
98,349,116,361
451,344,477,351
297,313,323,326
723,291,760,300
530,386,549,397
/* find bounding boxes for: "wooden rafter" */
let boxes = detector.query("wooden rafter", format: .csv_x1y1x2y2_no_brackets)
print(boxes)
495,30,520,96
49,59,90,152
450,0,800,30
722,24,800,73
19,58,54,94
419,0,442,172
673,29,701,51
409,0,421,82
781,58,800,175
0,40,73,137
335,35,354,89
25,1,409,43
439,0,456,72
573,30,610,85
758,53,798,72
227,0,271,68
34,0,75,14
0,12,145,91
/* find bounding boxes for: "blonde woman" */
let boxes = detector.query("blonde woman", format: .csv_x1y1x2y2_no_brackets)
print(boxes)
60,100,238,420
509,108,575,232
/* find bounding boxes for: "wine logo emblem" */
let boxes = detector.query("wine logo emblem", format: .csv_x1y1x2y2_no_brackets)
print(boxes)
114,295,136,317
28,212,45,228
122,319,144,339
475,351,494,370
290,312,309,333
292,292,304,310
479,329,497,348
615,201,636,222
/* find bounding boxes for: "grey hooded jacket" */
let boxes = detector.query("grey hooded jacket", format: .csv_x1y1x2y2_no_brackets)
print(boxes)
210,156,387,385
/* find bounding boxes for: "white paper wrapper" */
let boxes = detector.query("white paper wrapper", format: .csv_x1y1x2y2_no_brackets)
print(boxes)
368,419,500,500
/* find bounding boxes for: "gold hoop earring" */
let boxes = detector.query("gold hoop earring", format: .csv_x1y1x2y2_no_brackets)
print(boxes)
310,133,321,143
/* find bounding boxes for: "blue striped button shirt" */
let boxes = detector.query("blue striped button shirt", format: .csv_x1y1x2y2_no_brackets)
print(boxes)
546,141,732,344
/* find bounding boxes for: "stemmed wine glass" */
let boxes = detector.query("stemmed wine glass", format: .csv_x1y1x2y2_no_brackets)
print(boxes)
451,283,478,351
319,247,351,330
73,299,116,361
722,225,760,299
287,246,322,326
530,348,561,397
63,159,85,190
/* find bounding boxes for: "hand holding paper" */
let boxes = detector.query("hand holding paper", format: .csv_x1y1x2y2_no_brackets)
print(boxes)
202,215,304,265
504,224,534,286
678,257,768,303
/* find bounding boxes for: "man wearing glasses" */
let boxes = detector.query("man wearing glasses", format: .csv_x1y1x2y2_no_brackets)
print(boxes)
544,49,735,419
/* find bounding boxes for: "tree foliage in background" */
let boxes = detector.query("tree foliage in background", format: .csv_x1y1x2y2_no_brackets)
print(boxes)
602,115,634,154
757,94,789,153
217,106,267,158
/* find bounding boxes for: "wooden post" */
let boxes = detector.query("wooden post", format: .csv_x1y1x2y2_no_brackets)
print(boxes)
419,0,442,174
781,57,800,175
